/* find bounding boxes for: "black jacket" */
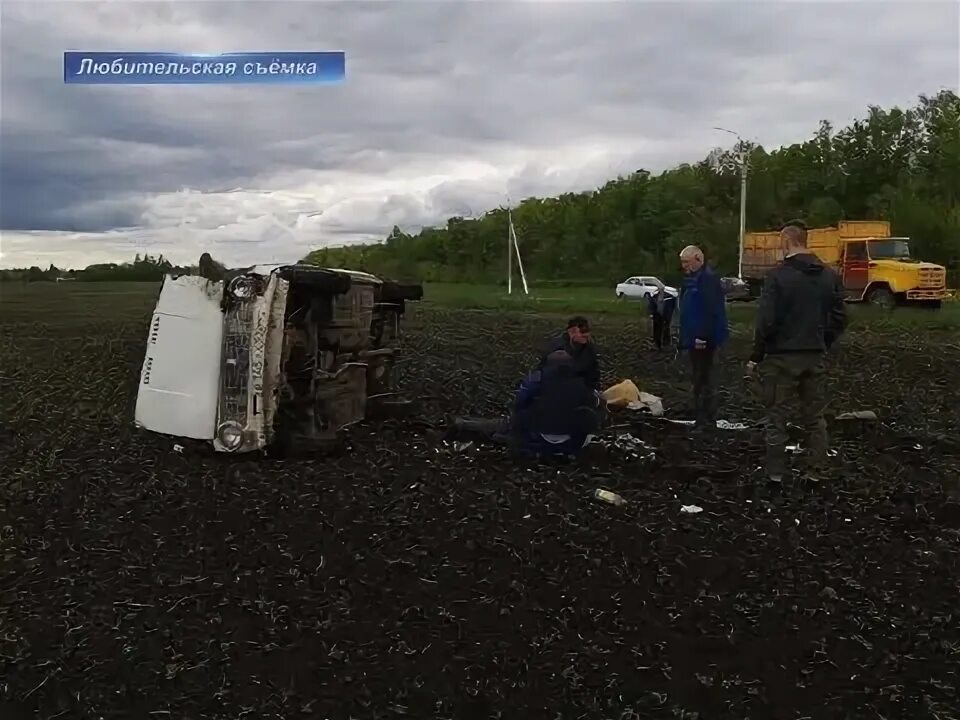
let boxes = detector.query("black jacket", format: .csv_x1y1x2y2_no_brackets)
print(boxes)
750,253,848,363
540,333,601,390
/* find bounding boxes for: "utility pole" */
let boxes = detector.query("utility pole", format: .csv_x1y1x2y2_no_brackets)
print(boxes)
507,208,513,295
737,149,747,280
505,200,529,295
714,127,750,280
509,213,529,294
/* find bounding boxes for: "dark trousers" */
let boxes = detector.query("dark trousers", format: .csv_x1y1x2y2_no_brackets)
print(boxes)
651,308,673,348
452,406,603,449
453,417,509,443
689,348,718,427
755,354,829,475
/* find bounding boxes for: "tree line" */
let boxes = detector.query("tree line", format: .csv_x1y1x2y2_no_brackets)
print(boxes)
0,254,191,283
306,90,960,286
4,91,957,288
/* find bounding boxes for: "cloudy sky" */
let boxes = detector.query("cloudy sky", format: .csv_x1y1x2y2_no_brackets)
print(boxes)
0,0,957,269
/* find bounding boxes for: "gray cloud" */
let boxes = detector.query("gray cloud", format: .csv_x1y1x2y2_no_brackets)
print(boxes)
0,0,957,268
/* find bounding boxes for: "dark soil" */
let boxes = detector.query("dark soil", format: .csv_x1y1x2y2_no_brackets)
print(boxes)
2,301,959,719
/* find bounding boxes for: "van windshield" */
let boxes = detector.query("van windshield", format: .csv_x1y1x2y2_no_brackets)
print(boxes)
868,239,911,260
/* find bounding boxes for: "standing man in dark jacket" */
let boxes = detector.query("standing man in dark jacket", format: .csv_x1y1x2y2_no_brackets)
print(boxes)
646,281,677,350
540,316,601,391
746,221,848,482
678,246,729,430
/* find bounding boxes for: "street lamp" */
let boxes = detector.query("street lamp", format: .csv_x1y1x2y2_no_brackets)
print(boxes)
713,127,750,280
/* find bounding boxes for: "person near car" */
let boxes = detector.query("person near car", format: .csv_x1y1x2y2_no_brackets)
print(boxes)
646,280,677,350
451,350,605,456
678,245,729,431
539,315,601,391
746,220,848,482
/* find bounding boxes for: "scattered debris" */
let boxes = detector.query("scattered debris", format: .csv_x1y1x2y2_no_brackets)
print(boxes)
439,440,474,453
593,489,626,506
627,393,664,417
602,380,664,416
835,410,878,421
662,418,751,431
680,504,704,514
592,433,656,461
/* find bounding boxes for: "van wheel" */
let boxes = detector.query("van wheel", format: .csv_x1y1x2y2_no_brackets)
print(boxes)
867,287,895,310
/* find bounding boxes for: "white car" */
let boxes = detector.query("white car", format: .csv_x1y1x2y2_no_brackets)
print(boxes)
615,276,678,300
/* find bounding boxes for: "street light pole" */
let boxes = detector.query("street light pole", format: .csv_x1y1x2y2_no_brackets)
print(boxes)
714,127,748,280
737,151,747,280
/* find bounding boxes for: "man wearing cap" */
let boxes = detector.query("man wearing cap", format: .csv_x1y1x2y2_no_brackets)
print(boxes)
746,220,848,482
678,245,729,431
540,315,601,391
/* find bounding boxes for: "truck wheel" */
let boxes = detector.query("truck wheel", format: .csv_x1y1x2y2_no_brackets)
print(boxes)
867,287,895,310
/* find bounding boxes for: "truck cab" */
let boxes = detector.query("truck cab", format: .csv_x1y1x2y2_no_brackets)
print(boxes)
841,237,947,308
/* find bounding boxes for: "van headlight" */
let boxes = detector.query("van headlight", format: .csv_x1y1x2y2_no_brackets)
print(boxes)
227,276,260,299
217,421,244,451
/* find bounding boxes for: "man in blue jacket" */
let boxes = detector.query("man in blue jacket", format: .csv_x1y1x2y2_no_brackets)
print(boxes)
678,245,729,431
451,350,605,456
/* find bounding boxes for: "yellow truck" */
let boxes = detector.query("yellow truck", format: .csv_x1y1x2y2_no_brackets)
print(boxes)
741,220,948,308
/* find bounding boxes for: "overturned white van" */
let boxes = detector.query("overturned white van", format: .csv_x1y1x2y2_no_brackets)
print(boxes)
135,261,422,454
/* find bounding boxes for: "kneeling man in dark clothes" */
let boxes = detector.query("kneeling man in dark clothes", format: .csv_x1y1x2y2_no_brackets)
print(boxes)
452,350,605,457
539,315,601,391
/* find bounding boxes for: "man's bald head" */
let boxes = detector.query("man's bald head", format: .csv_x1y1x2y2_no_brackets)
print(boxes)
679,245,705,274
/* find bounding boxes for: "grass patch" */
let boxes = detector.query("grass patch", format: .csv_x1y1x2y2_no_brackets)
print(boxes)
422,282,960,332
2,280,957,334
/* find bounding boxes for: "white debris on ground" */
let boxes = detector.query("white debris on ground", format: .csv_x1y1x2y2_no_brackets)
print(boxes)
593,488,626,506
681,504,704,514
625,392,665,417
440,440,474,453
835,410,878,421
661,418,752,431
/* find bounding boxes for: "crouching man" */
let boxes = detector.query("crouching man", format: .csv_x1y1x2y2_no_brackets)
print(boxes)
451,350,605,457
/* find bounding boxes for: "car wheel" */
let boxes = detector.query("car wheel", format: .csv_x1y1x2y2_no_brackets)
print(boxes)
617,292,625,299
